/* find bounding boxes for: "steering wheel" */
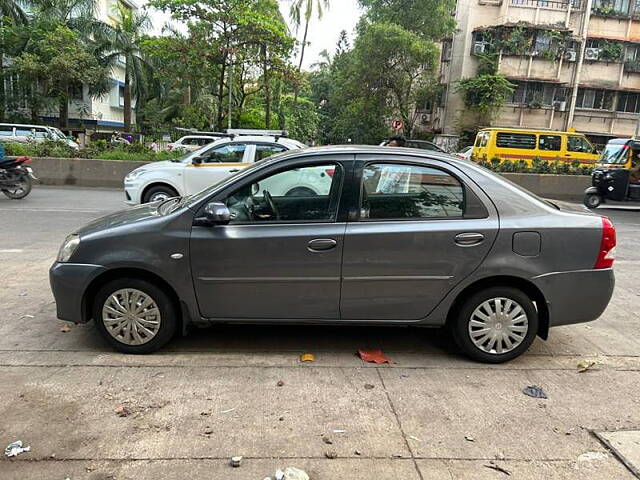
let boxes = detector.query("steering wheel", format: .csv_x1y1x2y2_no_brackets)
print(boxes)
263,190,280,221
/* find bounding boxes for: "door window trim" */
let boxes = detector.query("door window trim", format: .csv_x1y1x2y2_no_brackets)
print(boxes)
356,159,487,222
210,160,346,226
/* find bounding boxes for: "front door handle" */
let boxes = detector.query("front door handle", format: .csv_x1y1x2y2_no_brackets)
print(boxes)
455,232,484,246
229,168,241,173
308,238,337,252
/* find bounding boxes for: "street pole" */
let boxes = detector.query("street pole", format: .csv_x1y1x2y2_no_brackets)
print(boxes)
227,56,233,131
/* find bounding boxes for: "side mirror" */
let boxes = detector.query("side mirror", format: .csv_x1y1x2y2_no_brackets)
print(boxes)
251,183,260,196
192,156,203,165
204,202,231,225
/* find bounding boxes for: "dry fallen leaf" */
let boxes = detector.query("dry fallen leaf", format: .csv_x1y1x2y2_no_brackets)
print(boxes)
357,349,393,364
300,353,315,362
60,324,72,333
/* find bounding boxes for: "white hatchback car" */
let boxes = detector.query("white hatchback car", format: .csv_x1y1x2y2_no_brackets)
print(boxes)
125,133,307,204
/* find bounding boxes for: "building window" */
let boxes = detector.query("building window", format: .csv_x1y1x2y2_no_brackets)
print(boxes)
441,40,452,62
534,32,552,55
592,0,630,14
508,81,564,107
575,88,614,110
617,92,640,113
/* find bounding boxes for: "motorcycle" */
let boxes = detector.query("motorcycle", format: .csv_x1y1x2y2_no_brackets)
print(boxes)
0,156,36,199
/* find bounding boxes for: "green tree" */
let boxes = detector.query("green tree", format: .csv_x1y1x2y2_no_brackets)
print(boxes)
0,0,28,121
100,4,151,131
357,0,456,40
457,74,515,126
352,23,438,138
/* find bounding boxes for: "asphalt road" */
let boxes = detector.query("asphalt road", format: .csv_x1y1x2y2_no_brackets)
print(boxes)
2,186,640,479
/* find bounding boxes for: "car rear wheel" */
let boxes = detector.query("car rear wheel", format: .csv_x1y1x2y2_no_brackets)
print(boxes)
143,185,178,204
93,278,177,354
451,286,538,363
584,193,601,209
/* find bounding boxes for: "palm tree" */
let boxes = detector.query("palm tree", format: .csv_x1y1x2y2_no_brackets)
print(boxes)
290,0,330,72
0,0,28,22
100,4,150,131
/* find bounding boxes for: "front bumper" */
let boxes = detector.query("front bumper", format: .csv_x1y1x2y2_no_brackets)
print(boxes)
49,263,107,323
124,178,142,205
533,268,615,327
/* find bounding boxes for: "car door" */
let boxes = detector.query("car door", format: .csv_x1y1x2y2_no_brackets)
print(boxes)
190,155,352,319
340,155,498,321
183,142,251,195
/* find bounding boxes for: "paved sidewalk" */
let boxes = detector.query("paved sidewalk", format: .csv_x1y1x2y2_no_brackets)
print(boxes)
1,187,639,479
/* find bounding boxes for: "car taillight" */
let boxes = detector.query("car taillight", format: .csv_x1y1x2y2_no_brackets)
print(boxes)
595,216,616,269
325,168,335,177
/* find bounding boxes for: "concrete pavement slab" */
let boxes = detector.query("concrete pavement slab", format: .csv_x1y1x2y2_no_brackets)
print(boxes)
595,429,640,478
380,368,640,461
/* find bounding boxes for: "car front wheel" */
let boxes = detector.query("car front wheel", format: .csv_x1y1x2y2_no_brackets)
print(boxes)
451,286,538,363
143,185,178,204
93,278,177,354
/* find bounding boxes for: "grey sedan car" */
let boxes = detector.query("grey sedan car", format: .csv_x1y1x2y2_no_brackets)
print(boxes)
50,146,616,362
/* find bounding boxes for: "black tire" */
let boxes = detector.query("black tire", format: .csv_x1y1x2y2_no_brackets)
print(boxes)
92,278,177,354
450,286,539,363
584,193,601,209
2,172,32,199
285,187,317,197
142,184,178,204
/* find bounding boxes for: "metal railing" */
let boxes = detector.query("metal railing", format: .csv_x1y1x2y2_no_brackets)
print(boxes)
511,0,582,8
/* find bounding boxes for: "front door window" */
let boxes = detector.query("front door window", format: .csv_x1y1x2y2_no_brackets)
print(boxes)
225,163,342,224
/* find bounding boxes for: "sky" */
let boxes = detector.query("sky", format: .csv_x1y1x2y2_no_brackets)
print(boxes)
140,0,363,70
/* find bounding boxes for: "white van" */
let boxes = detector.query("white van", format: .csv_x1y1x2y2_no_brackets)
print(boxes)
0,123,80,150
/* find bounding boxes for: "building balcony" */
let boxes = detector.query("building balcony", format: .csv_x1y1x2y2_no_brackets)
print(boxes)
499,55,575,83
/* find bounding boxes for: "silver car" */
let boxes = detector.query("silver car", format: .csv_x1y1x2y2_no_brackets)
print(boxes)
50,146,616,362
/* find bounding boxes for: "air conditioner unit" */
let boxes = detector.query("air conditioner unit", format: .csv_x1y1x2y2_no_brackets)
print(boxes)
564,50,577,62
553,100,567,111
473,42,486,55
421,114,432,123
585,48,601,60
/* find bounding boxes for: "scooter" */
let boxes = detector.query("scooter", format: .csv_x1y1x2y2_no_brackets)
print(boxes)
0,156,36,200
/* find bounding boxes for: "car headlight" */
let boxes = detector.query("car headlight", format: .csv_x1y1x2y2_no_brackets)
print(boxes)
125,169,147,181
57,234,80,263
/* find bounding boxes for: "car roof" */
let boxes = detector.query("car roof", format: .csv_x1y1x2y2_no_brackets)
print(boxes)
212,135,305,149
0,123,51,129
479,127,585,135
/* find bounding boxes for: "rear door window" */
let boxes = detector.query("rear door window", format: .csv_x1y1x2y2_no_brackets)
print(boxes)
255,144,288,161
538,135,561,151
496,132,536,149
361,163,465,219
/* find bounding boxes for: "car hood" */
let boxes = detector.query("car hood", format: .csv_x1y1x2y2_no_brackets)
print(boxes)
75,202,162,237
135,160,183,172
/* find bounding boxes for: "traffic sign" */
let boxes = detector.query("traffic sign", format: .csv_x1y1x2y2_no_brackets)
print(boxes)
391,119,404,131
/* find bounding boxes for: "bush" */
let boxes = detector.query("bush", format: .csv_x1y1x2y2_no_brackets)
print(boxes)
479,155,593,176
1,139,182,162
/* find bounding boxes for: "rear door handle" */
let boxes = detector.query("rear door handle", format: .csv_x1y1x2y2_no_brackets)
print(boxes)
308,238,337,252
455,232,484,246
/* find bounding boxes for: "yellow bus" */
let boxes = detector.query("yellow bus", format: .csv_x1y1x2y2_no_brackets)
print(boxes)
472,128,599,165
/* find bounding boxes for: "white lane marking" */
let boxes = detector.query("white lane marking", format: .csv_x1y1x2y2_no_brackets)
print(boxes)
0,208,110,213
0,249,23,253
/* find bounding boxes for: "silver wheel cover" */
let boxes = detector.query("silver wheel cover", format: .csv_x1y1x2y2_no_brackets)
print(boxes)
102,288,161,346
468,297,529,355
149,191,171,202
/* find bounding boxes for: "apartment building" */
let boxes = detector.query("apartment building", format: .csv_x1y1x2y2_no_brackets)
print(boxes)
428,0,640,147
43,0,138,133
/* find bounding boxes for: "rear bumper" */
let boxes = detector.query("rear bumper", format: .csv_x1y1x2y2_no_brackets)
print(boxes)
49,262,107,323
533,268,615,327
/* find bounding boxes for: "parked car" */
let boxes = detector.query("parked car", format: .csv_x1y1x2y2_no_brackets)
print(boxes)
51,145,616,362
472,128,599,165
124,130,306,204
166,135,218,152
457,146,473,160
380,138,446,152
0,123,79,150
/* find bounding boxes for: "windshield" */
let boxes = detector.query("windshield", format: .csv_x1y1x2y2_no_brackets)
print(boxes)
599,144,629,165
50,127,68,140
